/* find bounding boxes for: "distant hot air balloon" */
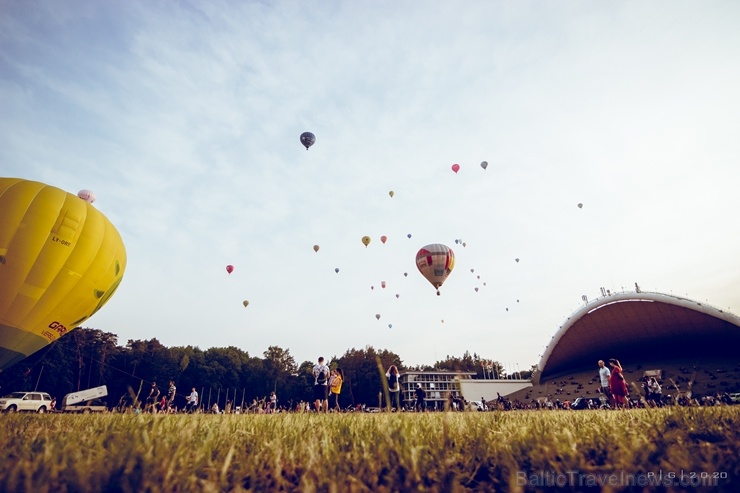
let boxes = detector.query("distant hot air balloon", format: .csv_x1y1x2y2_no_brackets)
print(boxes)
371,285,374,290
226,265,234,274
388,324,392,329
380,235,387,244
403,272,408,277
470,268,474,273
362,236,371,247
407,233,412,239
77,189,96,204
455,239,459,244
0,178,127,372
515,258,520,263
477,275,480,279
395,294,400,299
415,243,455,295
451,163,460,174
506,308,509,312
475,287,479,292
389,191,394,198
577,203,583,209
300,132,315,150
375,313,381,320
462,242,466,247
313,245,320,252
381,281,386,289
335,267,339,273
243,300,249,307
480,161,488,170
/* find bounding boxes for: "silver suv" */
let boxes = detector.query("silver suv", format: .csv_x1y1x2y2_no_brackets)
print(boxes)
0,391,54,413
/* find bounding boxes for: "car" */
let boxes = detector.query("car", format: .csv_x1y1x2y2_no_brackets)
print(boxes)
0,391,54,413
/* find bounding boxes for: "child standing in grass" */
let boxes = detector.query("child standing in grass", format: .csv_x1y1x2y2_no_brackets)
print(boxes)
329,368,344,411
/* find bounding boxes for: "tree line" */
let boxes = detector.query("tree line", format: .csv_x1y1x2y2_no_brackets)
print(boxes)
0,328,533,410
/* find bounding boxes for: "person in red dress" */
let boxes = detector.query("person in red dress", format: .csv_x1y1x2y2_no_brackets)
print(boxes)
608,358,629,408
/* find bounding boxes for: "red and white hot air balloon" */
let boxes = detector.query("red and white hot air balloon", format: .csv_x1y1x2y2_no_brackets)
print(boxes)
415,244,455,295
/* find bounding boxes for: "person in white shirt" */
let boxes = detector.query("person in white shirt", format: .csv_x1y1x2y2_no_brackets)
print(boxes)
598,360,612,404
312,356,330,413
187,388,198,413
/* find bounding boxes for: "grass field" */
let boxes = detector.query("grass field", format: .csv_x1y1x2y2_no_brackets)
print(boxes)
1,407,738,492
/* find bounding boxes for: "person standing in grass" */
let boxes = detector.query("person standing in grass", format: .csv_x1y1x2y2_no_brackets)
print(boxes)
329,367,344,412
146,382,160,413
415,383,426,412
598,360,612,405
608,358,630,408
187,387,198,413
313,356,330,413
167,380,177,412
386,365,401,412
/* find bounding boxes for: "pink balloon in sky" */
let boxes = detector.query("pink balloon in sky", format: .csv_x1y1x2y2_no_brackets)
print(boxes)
77,189,96,204
451,163,460,174
226,265,234,274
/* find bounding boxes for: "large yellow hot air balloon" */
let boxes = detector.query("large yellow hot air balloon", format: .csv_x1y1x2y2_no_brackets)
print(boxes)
0,178,127,371
415,243,455,295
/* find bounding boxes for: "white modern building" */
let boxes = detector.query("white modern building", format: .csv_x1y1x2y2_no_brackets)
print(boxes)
399,371,532,409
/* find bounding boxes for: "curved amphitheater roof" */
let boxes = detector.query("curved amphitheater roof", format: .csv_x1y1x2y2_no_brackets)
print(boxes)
535,292,740,383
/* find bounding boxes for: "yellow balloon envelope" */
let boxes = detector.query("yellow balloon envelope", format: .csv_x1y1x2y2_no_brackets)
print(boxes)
0,178,127,371
361,236,371,247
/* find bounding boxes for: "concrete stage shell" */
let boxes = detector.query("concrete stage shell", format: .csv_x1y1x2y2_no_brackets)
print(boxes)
535,292,740,384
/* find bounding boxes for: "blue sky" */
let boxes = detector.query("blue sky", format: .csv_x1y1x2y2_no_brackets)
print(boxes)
2,1,739,371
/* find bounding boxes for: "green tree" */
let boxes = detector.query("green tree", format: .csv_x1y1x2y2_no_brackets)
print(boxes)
336,346,403,407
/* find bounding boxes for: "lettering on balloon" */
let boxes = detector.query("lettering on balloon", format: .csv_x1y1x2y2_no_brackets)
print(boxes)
51,236,72,247
42,330,55,341
48,321,69,337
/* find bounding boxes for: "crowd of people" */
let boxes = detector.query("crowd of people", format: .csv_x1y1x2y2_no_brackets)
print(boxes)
113,355,737,414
